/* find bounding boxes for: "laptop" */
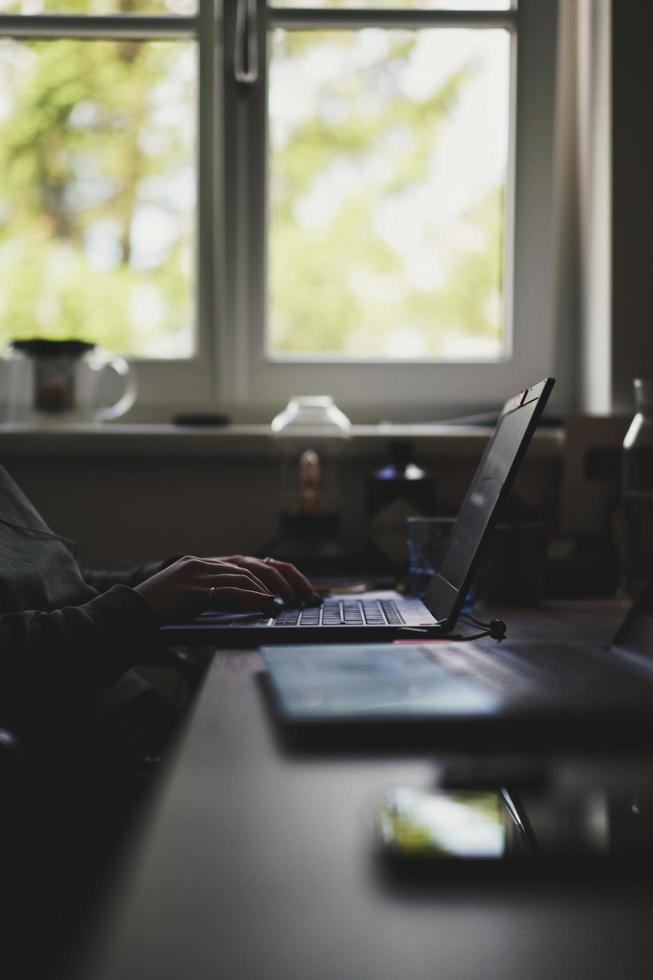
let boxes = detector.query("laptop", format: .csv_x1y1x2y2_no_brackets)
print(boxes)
159,378,554,645
261,591,653,738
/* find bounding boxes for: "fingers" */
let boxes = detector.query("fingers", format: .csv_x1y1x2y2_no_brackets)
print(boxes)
206,586,280,614
183,555,318,611
242,558,297,603
135,557,279,623
189,558,273,597
265,558,318,603
221,556,318,604
210,562,271,596
204,572,273,608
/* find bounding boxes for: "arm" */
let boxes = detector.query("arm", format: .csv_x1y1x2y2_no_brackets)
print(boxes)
84,555,318,602
0,585,157,748
1,556,315,747
82,558,179,592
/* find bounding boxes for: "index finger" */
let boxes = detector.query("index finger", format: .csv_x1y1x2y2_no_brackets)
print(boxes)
261,558,318,603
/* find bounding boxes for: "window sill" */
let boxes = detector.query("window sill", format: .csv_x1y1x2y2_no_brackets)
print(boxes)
0,421,564,460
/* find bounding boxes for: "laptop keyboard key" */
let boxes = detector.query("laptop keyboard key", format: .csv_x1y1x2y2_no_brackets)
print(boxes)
299,609,320,625
322,602,342,625
381,601,404,625
341,602,363,624
275,610,300,626
362,601,384,624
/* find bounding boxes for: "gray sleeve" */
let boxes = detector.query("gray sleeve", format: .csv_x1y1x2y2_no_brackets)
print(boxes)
82,557,180,592
0,585,159,748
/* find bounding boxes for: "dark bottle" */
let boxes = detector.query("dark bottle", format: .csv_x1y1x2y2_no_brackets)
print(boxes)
366,439,436,570
266,448,349,576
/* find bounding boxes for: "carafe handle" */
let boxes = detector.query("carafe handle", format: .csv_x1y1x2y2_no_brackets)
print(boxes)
93,351,136,422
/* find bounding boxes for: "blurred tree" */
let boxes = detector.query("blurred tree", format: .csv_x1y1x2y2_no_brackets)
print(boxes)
269,28,506,359
0,20,194,355
0,6,505,362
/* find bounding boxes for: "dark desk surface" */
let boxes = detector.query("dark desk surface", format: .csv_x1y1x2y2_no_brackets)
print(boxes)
78,601,653,980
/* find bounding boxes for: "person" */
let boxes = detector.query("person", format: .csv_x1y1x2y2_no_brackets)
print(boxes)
0,461,317,977
0,462,317,745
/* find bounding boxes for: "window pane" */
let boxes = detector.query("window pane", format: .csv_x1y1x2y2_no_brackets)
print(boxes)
271,1,511,11
268,28,510,360
0,38,196,357
0,1,195,15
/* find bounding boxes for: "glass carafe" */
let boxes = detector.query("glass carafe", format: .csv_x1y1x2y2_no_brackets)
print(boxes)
5,339,136,424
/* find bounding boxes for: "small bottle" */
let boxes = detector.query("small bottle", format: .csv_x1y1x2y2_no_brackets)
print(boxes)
622,379,653,597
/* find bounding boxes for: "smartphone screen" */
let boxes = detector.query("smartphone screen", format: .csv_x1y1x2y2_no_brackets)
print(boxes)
376,785,653,867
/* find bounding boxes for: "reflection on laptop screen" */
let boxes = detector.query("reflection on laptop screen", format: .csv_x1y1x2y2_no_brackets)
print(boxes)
613,583,653,655
425,390,545,623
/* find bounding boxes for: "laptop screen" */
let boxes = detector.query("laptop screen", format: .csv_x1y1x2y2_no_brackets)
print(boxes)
424,380,553,628
613,584,653,658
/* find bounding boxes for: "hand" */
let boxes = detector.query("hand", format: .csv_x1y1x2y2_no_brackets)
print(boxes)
213,555,319,607
134,555,283,623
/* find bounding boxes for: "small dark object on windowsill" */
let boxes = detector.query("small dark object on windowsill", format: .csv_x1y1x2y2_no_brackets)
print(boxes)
172,413,231,427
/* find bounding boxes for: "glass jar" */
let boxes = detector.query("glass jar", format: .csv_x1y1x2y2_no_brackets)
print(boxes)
270,396,351,515
268,396,352,574
270,395,351,438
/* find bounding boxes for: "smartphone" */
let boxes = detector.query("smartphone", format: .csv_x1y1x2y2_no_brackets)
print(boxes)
375,784,653,870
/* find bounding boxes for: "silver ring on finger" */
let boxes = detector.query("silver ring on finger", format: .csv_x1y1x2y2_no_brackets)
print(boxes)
263,556,274,564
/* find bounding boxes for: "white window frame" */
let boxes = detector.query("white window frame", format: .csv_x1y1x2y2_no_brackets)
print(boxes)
0,6,217,415
222,0,562,421
0,1,561,422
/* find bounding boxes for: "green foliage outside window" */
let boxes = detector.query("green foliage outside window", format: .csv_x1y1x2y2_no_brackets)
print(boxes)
0,1,194,14
0,36,195,356
269,28,507,359
0,10,508,363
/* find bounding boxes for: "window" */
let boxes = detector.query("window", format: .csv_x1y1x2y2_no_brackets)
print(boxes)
0,0,560,421
0,0,213,410
268,16,510,362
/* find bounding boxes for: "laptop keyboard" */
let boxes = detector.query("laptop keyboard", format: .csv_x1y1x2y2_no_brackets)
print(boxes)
274,599,405,628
